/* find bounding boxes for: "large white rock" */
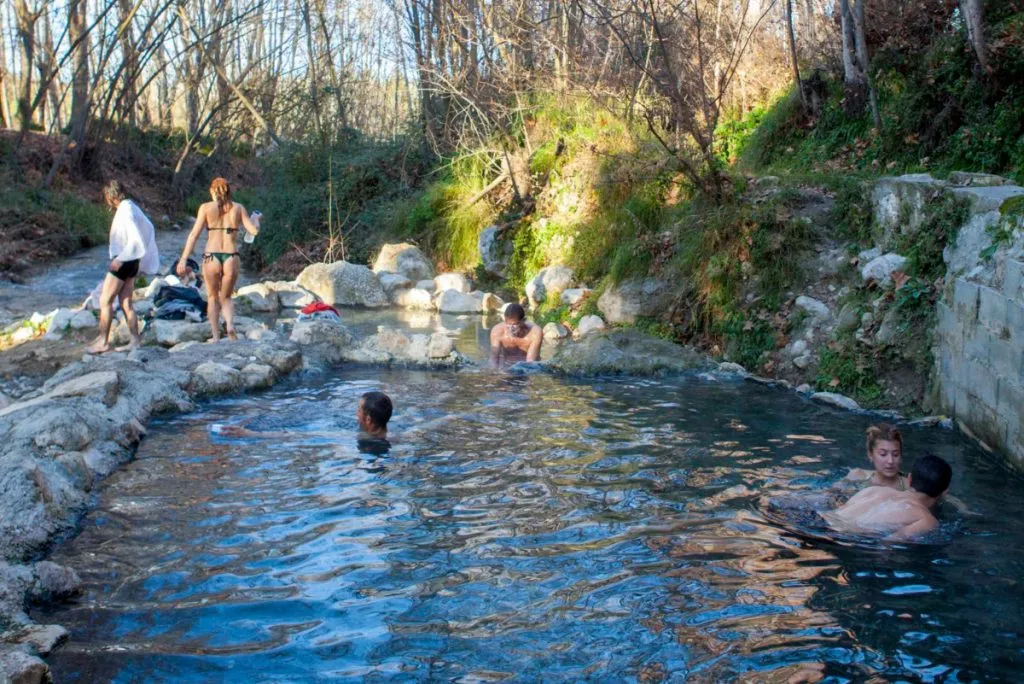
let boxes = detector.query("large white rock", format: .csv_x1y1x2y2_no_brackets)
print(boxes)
480,292,504,313
478,225,511,277
427,333,455,358
189,362,243,396
860,253,908,288
377,272,413,300
152,319,210,347
240,363,276,390
811,392,861,411
296,261,388,308
394,288,435,310
597,278,671,324
795,295,832,322
436,289,483,314
560,288,592,307
234,285,280,312
526,266,575,307
251,281,317,308
70,309,97,329
434,273,472,294
575,315,606,337
45,309,76,336
373,243,435,281
543,322,570,341
289,319,352,347
46,371,120,406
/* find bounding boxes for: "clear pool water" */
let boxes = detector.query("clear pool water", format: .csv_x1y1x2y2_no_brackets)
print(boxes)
36,367,1024,682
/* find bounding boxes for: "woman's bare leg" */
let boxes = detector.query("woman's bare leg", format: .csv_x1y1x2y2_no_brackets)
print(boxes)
115,276,140,350
203,259,223,341
221,256,240,340
87,274,123,354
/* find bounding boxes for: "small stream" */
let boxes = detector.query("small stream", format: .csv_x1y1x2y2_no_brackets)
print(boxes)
34,353,1024,681
0,228,196,325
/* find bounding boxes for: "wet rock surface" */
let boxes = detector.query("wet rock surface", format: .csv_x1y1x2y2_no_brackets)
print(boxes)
548,328,713,376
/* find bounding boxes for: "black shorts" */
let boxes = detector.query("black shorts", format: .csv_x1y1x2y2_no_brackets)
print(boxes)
110,259,140,281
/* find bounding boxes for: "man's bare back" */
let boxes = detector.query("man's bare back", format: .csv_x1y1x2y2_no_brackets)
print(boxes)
823,486,939,540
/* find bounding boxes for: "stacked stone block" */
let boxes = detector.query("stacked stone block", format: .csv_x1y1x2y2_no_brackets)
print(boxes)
935,264,1024,463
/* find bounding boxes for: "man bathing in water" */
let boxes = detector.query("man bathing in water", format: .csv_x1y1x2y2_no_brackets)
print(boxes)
217,391,393,455
823,453,952,540
355,391,393,455
490,303,543,365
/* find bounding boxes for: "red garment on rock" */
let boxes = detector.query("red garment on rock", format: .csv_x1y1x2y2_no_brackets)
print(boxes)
300,301,339,316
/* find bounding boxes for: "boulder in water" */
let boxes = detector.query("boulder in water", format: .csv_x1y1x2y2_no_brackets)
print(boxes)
373,243,434,281
240,363,276,390
427,333,455,359
811,392,861,411
434,273,472,294
395,288,435,310
188,362,243,396
377,272,413,300
436,289,483,313
296,262,388,308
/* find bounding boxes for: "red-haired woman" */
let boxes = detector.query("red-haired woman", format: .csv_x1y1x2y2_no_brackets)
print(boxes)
177,178,260,341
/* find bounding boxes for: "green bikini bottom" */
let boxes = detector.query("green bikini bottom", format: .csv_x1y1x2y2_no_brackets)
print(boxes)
203,252,239,266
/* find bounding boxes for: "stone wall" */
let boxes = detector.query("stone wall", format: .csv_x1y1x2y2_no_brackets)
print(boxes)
875,174,1024,464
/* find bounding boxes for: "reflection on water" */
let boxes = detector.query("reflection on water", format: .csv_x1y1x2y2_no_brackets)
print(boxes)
37,368,1024,682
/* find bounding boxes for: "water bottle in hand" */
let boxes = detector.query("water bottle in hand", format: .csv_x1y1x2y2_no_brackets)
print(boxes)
245,210,262,244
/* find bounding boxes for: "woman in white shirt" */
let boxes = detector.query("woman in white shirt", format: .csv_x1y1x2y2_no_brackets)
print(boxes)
86,180,159,354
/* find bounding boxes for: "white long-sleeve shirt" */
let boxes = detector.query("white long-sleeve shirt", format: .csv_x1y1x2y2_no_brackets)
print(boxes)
109,199,160,274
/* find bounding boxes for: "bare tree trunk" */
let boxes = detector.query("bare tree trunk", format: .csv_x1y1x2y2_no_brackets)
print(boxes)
69,0,90,167
851,0,881,130
960,0,988,73
838,0,865,117
117,0,140,127
785,0,804,111
37,10,62,133
300,0,324,141
13,0,41,133
0,2,13,128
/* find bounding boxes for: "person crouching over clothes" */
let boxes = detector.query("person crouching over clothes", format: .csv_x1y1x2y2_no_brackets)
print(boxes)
87,180,159,354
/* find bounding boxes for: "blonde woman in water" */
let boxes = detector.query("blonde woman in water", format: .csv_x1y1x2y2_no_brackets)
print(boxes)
177,178,260,341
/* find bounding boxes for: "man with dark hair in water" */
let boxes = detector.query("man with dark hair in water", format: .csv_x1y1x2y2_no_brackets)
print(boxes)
357,391,392,438
216,391,394,455
823,453,953,540
355,391,393,455
490,303,543,365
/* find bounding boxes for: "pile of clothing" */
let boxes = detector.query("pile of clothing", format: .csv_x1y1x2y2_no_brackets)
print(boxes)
153,285,207,321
